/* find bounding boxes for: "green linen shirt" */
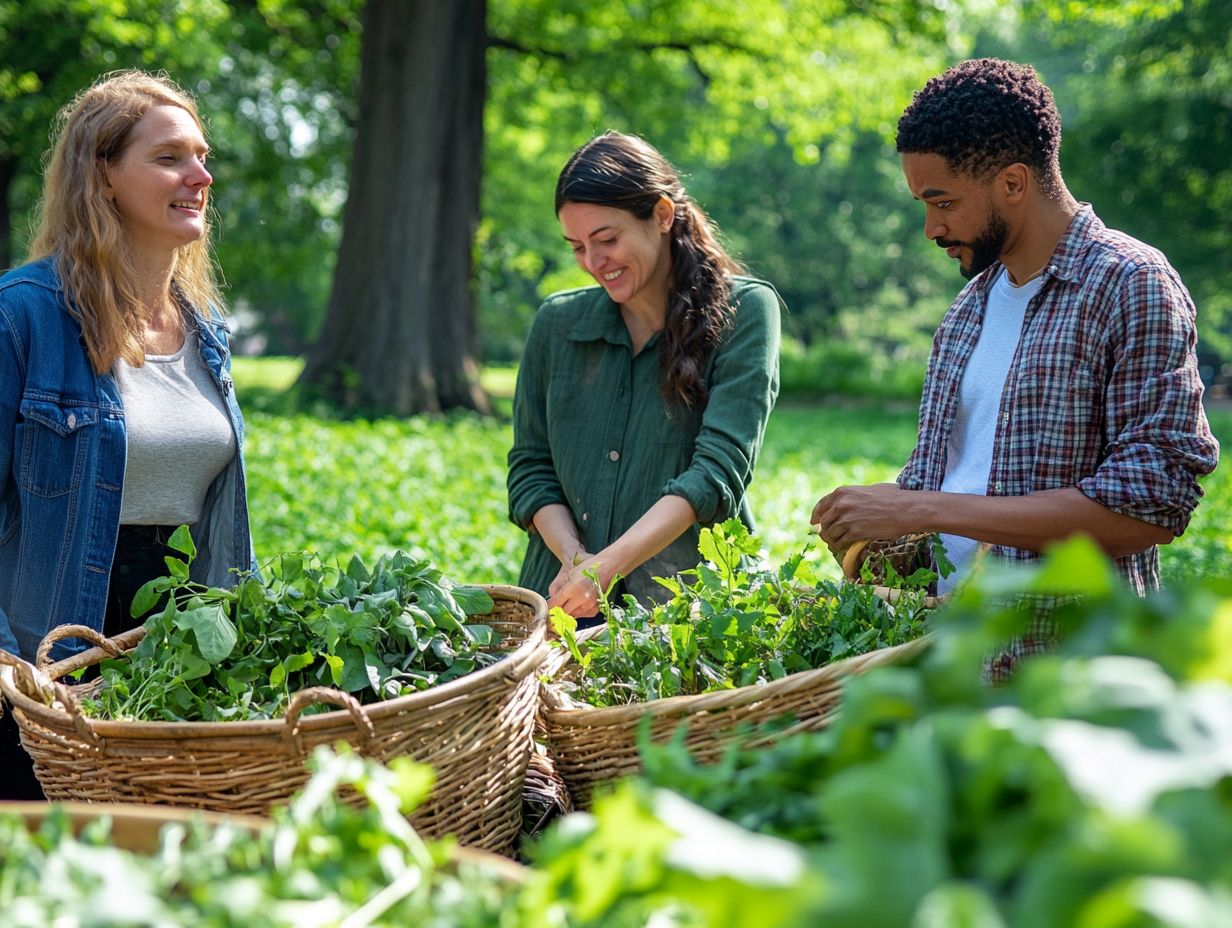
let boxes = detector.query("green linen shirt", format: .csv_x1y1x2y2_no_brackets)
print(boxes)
507,276,782,605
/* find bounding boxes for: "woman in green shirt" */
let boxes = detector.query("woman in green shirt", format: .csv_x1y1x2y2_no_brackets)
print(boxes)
507,132,782,622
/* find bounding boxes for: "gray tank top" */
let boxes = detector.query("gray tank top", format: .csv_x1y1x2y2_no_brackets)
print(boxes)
112,330,237,526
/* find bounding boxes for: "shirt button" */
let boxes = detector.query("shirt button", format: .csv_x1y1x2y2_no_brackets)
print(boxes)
67,413,77,429
608,450,620,462
994,482,1003,493
582,513,589,522
1001,413,1009,425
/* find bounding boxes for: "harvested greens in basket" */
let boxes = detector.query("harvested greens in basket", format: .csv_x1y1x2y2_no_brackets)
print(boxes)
82,526,500,722
550,519,932,709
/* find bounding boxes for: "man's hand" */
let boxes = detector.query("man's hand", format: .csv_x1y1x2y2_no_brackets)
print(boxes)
810,483,923,551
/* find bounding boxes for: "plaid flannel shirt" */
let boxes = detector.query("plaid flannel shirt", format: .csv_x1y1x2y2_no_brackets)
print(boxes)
899,206,1219,677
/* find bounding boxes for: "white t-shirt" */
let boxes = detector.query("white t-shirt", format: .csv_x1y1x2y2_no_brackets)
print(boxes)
937,268,1045,594
113,330,236,526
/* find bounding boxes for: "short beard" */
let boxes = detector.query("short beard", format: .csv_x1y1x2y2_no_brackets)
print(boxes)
961,209,1009,280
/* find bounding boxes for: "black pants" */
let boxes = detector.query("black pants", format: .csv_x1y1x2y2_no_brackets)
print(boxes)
0,525,182,800
103,524,183,638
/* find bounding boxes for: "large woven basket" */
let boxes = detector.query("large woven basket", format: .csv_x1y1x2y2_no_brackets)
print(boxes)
0,584,546,855
540,634,930,808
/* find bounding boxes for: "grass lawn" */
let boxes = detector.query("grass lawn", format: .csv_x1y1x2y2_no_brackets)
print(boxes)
231,357,1231,588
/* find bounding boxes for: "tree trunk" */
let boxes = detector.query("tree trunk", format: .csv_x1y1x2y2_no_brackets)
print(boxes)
300,0,491,415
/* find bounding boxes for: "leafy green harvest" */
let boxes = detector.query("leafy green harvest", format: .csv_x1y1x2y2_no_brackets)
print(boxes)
549,519,931,708
82,527,500,722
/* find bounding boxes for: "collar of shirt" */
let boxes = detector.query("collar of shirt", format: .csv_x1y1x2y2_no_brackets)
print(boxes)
966,203,1099,300
567,286,663,352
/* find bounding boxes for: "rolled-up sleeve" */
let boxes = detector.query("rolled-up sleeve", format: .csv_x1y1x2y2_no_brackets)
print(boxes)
1076,263,1219,535
662,282,782,522
507,308,568,530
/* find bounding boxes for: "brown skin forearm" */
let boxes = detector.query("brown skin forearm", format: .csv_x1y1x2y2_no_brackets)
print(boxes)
811,483,1172,558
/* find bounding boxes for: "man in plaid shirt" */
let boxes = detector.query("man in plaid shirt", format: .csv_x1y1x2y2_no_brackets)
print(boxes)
811,59,1219,674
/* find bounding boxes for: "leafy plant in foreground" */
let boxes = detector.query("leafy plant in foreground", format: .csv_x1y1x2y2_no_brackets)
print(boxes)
550,519,932,708
82,526,500,722
0,747,514,926
635,538,1232,926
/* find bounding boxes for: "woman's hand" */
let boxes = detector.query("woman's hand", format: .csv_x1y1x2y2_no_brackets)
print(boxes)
547,551,610,618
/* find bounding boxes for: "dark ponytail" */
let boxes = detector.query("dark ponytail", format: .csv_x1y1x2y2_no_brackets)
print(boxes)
555,131,744,407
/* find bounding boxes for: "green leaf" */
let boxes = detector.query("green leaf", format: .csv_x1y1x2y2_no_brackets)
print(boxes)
164,555,190,581
167,524,196,559
130,577,169,619
1031,535,1118,597
450,584,494,616
173,605,238,663
386,755,437,814
284,651,316,674
324,653,345,686
337,644,371,692
345,554,371,584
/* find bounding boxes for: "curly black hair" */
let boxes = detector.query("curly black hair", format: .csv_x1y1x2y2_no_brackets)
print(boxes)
897,58,1062,194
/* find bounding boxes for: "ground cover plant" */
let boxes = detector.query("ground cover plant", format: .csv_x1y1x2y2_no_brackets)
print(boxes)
232,358,1231,590
548,519,931,708
632,538,1232,926
82,527,500,722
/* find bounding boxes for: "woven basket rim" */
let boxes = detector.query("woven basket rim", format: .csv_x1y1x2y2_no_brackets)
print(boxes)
0,799,270,833
540,633,931,726
0,800,528,881
0,583,546,740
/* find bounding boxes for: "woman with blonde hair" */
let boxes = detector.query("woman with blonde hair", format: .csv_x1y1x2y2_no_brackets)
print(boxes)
0,71,254,797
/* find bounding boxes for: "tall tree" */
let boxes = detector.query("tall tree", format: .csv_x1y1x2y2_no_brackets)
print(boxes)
298,0,490,414
302,0,954,413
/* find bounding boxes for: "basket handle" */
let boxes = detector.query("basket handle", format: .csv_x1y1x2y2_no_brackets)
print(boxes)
283,687,375,751
0,647,61,709
47,679,105,749
36,625,124,671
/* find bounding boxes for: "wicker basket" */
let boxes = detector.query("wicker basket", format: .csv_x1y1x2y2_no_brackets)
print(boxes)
840,534,943,608
841,533,932,583
539,634,930,808
0,584,546,855
1,801,527,882
1,800,268,854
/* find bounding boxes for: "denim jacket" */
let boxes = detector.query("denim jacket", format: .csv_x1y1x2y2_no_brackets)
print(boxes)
0,257,254,663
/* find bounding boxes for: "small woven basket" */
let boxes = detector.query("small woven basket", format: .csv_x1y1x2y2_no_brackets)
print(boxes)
841,533,932,584
0,584,546,855
840,533,943,608
539,634,930,809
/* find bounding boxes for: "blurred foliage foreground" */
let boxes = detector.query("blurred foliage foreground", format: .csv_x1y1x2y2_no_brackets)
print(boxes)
5,537,1232,925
